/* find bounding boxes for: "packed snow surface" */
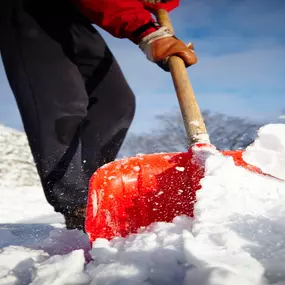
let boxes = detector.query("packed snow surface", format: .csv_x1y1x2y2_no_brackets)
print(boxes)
1,123,285,285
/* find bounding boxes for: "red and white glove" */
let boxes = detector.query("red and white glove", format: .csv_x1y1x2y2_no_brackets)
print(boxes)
139,0,179,13
139,26,198,71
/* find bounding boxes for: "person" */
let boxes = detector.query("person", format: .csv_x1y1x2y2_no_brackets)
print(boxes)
0,0,197,231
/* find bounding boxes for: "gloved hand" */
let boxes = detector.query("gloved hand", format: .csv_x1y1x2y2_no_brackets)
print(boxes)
139,26,198,71
139,0,179,13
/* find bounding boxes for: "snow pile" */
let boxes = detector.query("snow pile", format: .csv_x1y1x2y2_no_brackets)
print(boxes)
0,123,285,285
0,124,41,187
243,124,285,180
0,246,90,285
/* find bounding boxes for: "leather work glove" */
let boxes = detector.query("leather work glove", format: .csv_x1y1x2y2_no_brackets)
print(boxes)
139,0,179,13
139,26,198,71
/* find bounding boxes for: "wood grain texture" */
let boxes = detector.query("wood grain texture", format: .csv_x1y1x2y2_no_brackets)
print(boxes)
156,9,209,145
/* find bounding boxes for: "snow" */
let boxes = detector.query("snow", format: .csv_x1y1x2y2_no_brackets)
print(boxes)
175,166,185,172
0,124,41,188
243,124,285,180
1,123,285,285
190,120,200,127
193,133,211,143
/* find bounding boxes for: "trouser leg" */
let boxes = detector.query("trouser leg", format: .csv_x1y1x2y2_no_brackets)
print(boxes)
0,0,135,215
80,61,136,182
0,0,89,215
68,23,136,181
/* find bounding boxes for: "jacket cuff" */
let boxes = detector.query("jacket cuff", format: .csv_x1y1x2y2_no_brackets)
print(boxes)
131,20,161,44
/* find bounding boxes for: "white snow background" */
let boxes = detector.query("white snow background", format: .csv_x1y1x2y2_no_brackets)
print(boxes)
1,123,285,285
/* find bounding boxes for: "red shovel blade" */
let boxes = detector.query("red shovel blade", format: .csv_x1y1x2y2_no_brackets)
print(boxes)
85,144,267,243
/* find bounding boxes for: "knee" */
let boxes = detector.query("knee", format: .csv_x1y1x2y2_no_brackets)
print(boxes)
55,115,85,145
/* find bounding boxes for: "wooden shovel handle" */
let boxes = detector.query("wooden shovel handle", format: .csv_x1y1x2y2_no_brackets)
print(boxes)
156,9,210,145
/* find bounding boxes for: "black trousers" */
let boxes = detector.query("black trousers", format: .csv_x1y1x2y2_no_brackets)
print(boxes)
0,0,136,215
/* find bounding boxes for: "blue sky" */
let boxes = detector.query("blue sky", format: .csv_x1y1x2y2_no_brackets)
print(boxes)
0,0,284,133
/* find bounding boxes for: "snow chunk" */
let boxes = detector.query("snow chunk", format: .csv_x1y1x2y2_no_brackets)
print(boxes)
243,124,285,180
87,217,192,285
0,247,48,284
30,250,89,285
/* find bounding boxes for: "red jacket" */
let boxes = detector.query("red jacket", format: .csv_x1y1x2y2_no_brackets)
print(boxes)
73,0,159,44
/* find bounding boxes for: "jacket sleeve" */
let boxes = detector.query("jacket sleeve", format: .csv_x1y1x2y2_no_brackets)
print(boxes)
73,0,159,43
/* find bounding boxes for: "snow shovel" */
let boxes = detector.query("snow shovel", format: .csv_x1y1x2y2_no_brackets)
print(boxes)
85,9,270,244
